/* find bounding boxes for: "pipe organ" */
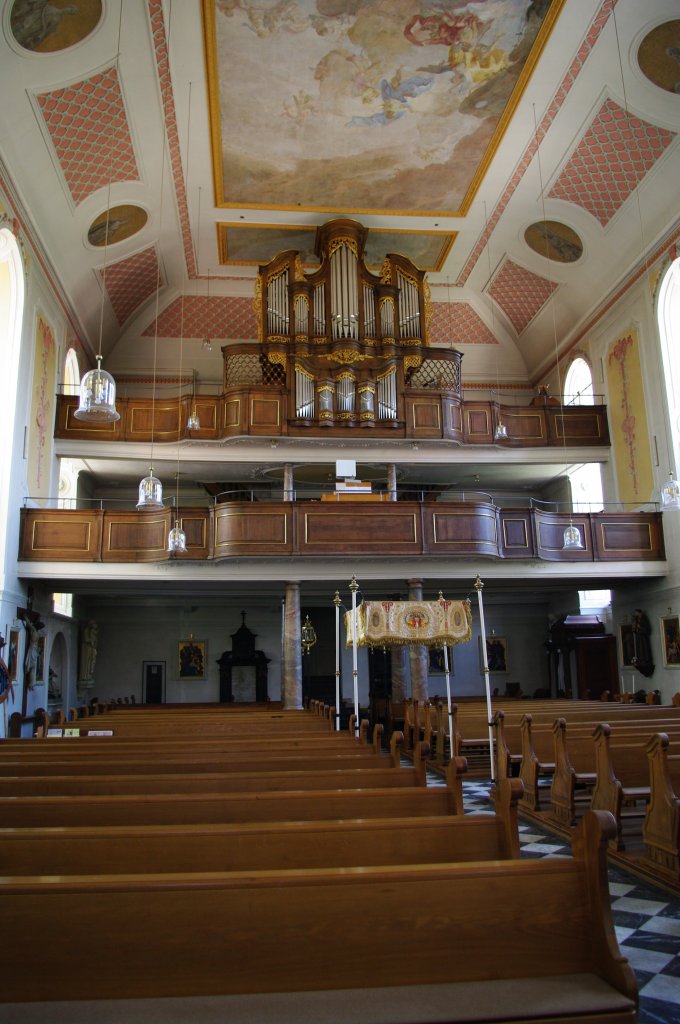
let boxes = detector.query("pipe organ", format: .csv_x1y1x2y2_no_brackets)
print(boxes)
246,218,461,430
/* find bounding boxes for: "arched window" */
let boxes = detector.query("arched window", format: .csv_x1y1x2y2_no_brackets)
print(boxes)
564,356,594,405
63,347,80,396
657,256,680,479
563,355,609,611
0,228,25,566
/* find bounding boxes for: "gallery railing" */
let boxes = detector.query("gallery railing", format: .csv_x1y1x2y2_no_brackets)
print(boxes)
19,500,664,565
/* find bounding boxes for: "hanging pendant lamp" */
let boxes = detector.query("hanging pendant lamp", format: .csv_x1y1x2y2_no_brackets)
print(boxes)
137,467,164,511
74,355,120,422
562,522,584,550
660,472,680,510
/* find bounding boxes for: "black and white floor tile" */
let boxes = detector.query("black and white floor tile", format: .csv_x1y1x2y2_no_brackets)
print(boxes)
456,776,680,1024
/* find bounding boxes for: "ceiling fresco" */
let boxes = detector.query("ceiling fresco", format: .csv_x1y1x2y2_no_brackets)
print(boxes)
205,0,564,215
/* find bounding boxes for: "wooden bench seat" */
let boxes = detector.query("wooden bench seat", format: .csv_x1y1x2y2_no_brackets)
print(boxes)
0,777,522,875
0,759,467,828
0,809,637,1022
642,732,680,882
0,739,429,797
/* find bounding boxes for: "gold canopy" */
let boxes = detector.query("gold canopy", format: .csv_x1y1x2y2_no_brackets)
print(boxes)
345,598,472,649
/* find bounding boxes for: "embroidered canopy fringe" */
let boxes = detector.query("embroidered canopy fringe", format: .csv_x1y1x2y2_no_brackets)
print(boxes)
345,599,472,648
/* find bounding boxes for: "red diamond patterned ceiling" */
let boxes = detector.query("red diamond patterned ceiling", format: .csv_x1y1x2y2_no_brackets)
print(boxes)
101,247,161,327
488,259,558,335
143,295,258,339
430,302,498,346
548,96,676,226
36,65,139,207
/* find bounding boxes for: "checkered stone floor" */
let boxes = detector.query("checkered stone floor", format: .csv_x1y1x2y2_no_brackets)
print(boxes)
454,776,680,1023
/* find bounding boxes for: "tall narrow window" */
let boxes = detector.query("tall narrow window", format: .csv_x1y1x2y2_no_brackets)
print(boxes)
0,228,25,567
63,347,80,395
657,256,680,480
563,356,610,611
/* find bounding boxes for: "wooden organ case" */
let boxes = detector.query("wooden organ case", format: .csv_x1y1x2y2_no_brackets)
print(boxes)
235,218,462,432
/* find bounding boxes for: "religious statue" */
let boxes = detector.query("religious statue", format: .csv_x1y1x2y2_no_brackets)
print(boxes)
630,608,654,678
23,616,43,689
79,620,98,683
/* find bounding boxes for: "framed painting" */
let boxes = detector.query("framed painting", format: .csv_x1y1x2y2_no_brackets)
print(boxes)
661,615,680,668
428,647,453,675
35,636,45,683
178,638,207,681
481,636,508,673
8,628,19,680
619,623,636,669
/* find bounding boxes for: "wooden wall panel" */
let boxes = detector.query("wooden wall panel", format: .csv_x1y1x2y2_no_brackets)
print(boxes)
547,407,610,445
499,409,547,445
214,506,292,557
406,395,442,437
249,394,283,433
299,505,421,554
592,515,665,561
499,512,535,557
424,505,499,556
463,404,492,443
104,514,170,562
19,510,103,561
534,512,593,561
55,396,124,441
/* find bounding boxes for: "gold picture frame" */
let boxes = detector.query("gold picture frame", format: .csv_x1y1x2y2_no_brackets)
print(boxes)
178,638,207,681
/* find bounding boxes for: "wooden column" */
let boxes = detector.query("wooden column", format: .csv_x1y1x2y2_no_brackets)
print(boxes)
407,577,428,702
283,581,302,710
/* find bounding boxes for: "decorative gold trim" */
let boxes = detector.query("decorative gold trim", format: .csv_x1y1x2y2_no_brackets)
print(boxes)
295,364,315,381
404,355,423,372
31,519,92,552
317,384,335,394
501,518,529,549
377,366,397,382
107,519,167,554
267,351,286,367
250,397,281,427
327,237,359,258
598,522,653,552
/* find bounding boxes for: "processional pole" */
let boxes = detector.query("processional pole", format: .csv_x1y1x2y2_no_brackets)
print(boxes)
474,574,495,781
437,593,454,754
333,590,341,732
350,574,359,736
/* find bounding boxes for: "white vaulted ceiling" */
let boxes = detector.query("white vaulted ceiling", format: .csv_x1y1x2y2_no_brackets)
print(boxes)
0,0,678,393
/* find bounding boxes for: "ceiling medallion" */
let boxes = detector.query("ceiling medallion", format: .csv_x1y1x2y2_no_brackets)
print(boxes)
524,221,583,263
637,20,680,94
87,205,148,248
10,0,102,53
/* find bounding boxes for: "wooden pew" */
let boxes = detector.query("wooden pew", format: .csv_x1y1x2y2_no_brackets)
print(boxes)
642,732,680,882
590,724,654,851
0,753,468,828
0,738,429,797
0,809,637,1021
0,777,523,876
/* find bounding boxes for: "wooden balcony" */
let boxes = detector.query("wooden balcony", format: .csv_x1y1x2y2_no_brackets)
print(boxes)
53,393,610,447
19,502,664,564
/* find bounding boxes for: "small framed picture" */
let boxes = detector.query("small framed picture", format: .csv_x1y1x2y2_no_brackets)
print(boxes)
428,647,453,674
481,635,508,673
178,638,207,680
8,628,20,681
660,615,680,668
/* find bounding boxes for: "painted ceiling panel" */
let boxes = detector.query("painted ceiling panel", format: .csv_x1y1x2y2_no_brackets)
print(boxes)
548,97,676,226
205,0,563,215
102,247,161,327
36,66,139,206
488,258,558,335
218,223,455,271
